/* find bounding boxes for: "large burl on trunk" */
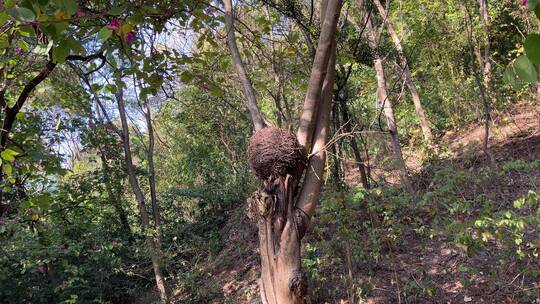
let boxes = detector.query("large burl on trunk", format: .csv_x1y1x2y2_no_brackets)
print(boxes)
247,127,309,304
225,0,342,301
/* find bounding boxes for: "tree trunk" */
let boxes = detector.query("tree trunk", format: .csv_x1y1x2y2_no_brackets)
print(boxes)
256,31,337,304
372,0,433,144
245,1,342,303
360,1,413,191
462,4,493,164
477,0,495,103
224,0,266,131
331,103,343,184
296,0,342,149
116,89,169,303
338,98,369,188
142,97,163,244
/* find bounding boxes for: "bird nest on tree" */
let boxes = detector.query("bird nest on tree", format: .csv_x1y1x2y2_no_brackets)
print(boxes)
247,127,306,181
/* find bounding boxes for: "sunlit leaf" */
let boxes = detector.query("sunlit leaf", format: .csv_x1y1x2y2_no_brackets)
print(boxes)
514,55,538,83
2,163,13,175
503,67,522,90
33,41,53,56
1,148,19,162
98,27,113,41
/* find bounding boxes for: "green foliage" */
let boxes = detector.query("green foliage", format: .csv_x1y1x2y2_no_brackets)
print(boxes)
0,0,538,302
504,1,540,88
456,191,540,259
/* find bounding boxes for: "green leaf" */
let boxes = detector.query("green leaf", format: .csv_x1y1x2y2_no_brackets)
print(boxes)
1,149,19,162
98,27,113,41
52,42,70,63
529,0,539,11
7,7,36,22
108,6,125,16
513,198,525,209
61,0,78,16
33,41,53,56
503,67,522,90
54,22,69,35
514,55,538,83
180,72,194,83
524,34,540,67
105,84,117,94
2,163,12,175
0,12,8,25
65,37,84,54
208,84,223,97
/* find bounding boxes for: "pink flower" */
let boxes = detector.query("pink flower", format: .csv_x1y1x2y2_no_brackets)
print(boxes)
37,265,45,273
76,9,86,18
522,0,528,5
125,31,135,44
14,47,22,54
111,240,118,246
108,19,120,30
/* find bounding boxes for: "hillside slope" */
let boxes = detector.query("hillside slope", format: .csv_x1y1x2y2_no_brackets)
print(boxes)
183,102,540,304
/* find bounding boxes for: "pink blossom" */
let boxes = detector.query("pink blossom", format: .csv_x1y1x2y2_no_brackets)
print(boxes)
14,47,22,54
76,9,86,18
125,32,135,44
37,265,45,273
111,240,118,246
108,19,120,30
522,0,528,5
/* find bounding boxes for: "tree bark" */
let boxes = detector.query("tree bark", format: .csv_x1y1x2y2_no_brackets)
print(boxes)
142,96,163,244
245,1,342,303
360,1,413,191
372,0,433,144
338,98,369,188
116,89,169,303
477,0,495,103
296,0,342,149
224,0,266,131
462,4,493,163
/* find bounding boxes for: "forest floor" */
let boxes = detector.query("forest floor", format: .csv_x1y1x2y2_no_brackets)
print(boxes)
185,101,540,304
